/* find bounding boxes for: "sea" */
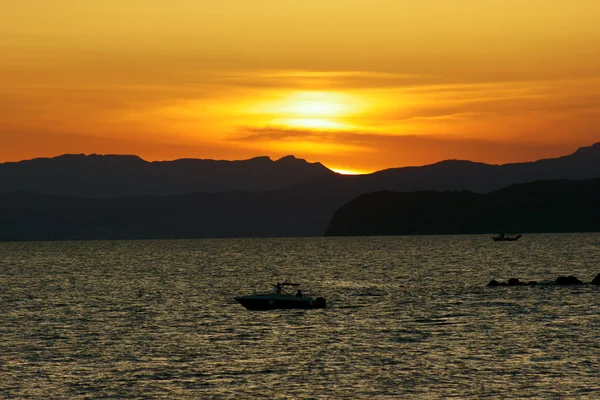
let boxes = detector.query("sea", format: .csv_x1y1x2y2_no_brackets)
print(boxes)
1,233,599,399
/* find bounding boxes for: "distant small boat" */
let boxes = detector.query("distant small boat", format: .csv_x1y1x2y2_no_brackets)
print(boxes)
493,233,522,241
235,282,326,311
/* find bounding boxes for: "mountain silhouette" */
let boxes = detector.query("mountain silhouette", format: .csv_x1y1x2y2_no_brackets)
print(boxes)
0,142,599,240
0,190,329,241
324,179,600,236
0,154,333,197
295,142,600,196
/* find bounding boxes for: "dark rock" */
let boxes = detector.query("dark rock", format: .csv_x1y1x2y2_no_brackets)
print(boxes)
314,297,327,309
487,279,501,287
555,275,583,286
592,273,600,285
527,281,538,286
508,278,521,286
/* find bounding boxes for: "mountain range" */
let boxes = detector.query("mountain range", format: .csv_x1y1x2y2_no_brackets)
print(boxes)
0,154,332,197
0,142,599,240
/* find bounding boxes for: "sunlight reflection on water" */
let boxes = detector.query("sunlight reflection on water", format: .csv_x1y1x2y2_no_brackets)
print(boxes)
1,234,599,398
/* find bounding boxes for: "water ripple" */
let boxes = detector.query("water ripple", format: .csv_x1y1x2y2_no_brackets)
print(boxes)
1,233,599,398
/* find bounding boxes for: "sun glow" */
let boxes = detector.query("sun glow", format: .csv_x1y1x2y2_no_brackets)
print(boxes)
248,91,364,131
328,167,368,175
271,118,346,130
278,96,346,116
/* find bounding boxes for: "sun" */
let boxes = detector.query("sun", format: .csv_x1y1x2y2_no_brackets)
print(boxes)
248,91,362,131
277,93,347,116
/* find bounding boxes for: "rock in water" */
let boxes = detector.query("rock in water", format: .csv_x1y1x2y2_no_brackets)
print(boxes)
555,275,583,285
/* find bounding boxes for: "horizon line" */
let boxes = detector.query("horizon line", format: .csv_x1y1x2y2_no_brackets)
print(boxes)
0,140,597,175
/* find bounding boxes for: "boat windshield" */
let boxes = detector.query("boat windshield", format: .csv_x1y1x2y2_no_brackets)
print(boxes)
271,282,301,294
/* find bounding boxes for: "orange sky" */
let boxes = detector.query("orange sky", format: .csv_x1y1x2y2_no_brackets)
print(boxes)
1,1,600,173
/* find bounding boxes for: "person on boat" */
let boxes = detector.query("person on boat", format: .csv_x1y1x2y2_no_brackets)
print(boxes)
274,283,282,295
295,289,303,297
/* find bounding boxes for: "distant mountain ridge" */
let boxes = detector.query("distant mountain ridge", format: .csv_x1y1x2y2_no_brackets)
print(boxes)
0,142,599,240
298,142,600,196
0,154,333,197
1,143,599,198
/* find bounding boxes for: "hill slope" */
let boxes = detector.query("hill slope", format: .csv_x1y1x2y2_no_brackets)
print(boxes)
2,178,600,241
325,179,600,236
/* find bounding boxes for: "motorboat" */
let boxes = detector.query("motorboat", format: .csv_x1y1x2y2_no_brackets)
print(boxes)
493,233,522,241
235,282,326,311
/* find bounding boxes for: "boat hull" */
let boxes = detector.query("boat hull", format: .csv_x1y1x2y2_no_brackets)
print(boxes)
493,234,522,241
235,295,325,311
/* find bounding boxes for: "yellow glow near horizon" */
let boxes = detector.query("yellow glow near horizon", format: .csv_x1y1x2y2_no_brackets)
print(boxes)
329,167,369,175
261,140,364,155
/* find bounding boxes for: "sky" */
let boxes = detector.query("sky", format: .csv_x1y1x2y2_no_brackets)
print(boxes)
1,1,600,173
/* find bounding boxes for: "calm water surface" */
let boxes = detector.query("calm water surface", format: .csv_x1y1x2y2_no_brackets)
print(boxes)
1,234,600,399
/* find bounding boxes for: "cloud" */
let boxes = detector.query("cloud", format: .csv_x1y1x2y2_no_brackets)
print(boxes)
208,70,441,91
232,127,333,142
